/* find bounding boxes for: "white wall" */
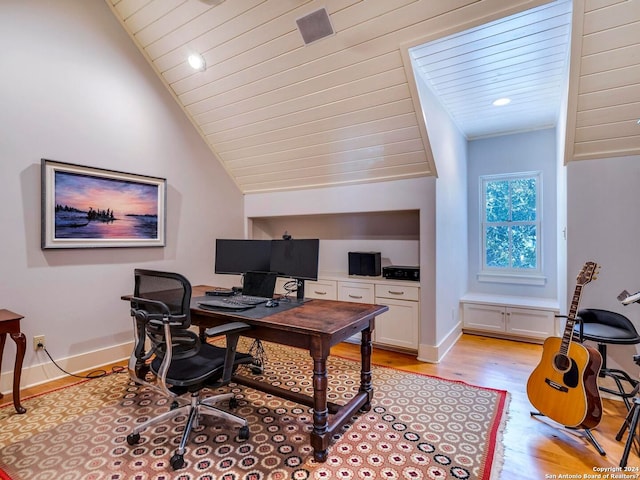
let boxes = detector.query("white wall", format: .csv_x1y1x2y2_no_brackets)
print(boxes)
414,68,469,358
466,128,558,299
0,0,244,392
567,155,640,375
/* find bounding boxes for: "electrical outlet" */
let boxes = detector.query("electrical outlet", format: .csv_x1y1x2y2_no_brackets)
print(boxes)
33,335,45,351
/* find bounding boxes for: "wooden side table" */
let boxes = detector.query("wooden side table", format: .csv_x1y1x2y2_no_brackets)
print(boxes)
0,309,26,414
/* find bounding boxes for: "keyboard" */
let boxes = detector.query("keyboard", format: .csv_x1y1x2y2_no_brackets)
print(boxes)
198,299,256,311
236,295,271,305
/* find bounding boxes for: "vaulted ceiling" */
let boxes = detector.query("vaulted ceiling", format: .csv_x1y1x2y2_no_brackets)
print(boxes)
106,0,640,193
409,0,572,140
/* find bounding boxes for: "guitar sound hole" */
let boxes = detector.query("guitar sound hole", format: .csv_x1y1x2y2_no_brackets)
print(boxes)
553,353,571,372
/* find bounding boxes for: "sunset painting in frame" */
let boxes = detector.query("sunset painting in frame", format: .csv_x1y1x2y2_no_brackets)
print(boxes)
41,159,166,249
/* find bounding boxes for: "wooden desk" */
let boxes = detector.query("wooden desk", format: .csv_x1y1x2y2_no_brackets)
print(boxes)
189,285,388,462
0,309,26,414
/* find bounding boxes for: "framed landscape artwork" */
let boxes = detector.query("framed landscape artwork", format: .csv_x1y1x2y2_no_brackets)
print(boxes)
41,159,166,249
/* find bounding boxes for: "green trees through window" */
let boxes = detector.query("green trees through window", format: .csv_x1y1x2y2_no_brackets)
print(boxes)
482,172,540,271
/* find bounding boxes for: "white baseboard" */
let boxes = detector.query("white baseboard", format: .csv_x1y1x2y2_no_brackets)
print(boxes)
417,322,462,363
0,341,133,396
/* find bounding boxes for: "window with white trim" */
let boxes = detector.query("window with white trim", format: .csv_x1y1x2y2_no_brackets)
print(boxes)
481,172,541,276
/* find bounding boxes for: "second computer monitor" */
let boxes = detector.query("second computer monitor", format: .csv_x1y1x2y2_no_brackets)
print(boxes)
269,239,319,281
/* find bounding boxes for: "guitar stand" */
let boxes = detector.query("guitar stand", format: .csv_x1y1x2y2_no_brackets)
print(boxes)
530,411,607,456
615,396,640,468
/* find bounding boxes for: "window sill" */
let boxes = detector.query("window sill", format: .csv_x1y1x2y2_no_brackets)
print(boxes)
477,272,546,286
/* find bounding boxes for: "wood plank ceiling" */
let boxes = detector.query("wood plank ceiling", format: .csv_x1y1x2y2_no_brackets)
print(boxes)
106,0,640,193
409,0,573,140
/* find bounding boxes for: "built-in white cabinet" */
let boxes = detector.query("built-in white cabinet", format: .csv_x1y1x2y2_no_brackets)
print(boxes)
275,274,420,352
460,293,559,342
374,283,420,350
336,277,419,351
337,281,375,345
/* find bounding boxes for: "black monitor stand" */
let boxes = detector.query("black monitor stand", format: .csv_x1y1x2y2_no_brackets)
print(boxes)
295,279,305,301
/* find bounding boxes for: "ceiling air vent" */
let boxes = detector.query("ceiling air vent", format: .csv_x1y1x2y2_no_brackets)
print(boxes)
296,8,335,45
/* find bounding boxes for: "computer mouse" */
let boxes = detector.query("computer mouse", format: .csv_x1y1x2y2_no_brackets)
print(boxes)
265,299,279,307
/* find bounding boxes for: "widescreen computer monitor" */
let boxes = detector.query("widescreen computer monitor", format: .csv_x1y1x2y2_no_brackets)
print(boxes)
270,239,319,299
214,239,272,275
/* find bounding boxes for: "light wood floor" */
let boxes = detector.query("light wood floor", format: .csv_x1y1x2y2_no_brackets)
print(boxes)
333,334,639,479
2,334,638,478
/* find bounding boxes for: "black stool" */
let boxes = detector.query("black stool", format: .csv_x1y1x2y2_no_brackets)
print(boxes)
574,308,640,410
616,393,640,467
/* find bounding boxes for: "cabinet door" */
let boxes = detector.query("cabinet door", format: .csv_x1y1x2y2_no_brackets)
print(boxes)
374,298,419,350
462,303,505,332
506,307,556,339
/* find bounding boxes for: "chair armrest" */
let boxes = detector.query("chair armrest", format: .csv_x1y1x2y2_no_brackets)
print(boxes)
130,296,171,315
204,322,251,337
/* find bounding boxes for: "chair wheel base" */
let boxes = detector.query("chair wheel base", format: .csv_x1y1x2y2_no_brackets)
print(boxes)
126,433,140,445
170,453,185,470
239,425,250,440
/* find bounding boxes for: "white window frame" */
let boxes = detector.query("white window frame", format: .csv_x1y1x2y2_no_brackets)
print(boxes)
478,171,545,286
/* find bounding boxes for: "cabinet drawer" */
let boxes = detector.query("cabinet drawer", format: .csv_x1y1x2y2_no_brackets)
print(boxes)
305,280,337,300
338,282,375,303
375,284,419,301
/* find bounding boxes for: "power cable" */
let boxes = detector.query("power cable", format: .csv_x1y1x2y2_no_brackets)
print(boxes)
39,344,125,379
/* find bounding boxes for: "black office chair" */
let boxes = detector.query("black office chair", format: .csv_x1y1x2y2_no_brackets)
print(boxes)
126,269,254,470
574,308,640,410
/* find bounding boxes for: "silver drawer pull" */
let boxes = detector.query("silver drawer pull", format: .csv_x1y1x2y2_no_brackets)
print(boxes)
349,294,363,299
314,290,327,295
388,290,404,295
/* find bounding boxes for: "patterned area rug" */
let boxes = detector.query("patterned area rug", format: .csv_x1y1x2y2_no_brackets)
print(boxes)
0,341,509,479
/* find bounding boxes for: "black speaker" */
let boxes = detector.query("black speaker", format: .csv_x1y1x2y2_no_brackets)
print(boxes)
348,252,381,277
296,8,334,45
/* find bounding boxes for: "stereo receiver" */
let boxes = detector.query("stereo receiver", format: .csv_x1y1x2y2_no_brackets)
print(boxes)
382,265,420,281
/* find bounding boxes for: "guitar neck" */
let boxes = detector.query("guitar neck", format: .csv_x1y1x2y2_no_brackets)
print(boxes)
560,284,582,355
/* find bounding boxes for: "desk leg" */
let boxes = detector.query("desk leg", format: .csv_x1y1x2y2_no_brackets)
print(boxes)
9,332,26,414
311,355,329,463
359,327,373,412
0,333,5,400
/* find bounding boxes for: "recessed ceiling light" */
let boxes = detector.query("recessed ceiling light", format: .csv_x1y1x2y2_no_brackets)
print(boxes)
492,98,511,107
187,53,206,71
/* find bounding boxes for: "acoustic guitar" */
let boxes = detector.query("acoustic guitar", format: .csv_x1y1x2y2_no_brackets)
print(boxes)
526,261,603,429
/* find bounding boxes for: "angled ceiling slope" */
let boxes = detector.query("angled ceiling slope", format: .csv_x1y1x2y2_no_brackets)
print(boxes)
105,1,639,192
565,0,640,162
105,0,557,193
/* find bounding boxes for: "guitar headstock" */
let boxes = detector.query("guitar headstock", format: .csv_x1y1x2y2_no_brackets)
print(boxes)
576,261,600,286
